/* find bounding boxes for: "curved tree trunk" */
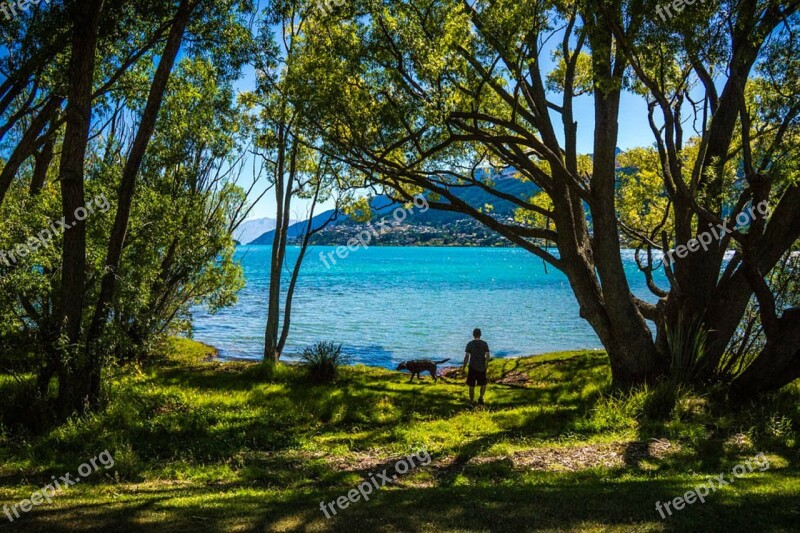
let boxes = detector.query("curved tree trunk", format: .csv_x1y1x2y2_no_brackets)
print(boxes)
86,0,194,342
30,118,58,195
277,180,334,354
731,308,800,398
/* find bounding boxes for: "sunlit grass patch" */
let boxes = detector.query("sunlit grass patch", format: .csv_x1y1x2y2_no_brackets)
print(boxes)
1,342,799,531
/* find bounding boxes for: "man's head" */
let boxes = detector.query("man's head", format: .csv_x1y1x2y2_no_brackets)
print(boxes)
473,328,481,339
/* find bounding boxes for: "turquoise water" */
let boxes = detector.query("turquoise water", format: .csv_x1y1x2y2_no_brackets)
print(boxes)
192,246,664,367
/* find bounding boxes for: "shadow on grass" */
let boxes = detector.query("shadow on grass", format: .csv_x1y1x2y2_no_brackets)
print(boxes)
290,481,800,532
3,350,799,532
7,468,798,532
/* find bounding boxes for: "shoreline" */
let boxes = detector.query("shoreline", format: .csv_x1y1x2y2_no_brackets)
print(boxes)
204,342,606,369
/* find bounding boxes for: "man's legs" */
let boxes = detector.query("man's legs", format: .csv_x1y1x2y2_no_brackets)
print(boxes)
479,384,486,402
468,385,475,402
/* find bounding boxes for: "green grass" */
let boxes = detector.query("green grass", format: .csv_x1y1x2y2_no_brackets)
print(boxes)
0,340,798,531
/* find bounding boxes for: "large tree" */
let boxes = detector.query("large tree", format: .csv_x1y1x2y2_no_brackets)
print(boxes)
296,0,799,396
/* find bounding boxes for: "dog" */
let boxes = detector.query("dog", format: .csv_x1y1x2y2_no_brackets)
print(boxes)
396,358,450,382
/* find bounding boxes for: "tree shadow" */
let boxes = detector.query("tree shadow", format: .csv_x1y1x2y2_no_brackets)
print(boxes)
259,471,800,532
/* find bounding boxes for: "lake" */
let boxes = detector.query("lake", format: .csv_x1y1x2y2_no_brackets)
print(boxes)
192,246,665,367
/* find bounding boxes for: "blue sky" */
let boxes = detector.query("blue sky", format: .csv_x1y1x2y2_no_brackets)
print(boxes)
236,16,655,221
239,80,653,221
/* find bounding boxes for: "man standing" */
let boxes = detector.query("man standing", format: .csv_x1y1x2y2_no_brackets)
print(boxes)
463,328,490,405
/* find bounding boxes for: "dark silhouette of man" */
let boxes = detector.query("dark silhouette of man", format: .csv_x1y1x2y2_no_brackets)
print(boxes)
463,328,490,405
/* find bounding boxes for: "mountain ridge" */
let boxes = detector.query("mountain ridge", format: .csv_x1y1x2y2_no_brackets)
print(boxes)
248,174,542,246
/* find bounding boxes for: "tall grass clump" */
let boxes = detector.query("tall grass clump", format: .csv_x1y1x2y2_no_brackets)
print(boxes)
300,342,348,384
666,312,710,384
642,380,683,421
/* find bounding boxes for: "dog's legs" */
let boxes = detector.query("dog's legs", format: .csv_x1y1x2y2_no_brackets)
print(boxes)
408,373,414,383
430,368,437,381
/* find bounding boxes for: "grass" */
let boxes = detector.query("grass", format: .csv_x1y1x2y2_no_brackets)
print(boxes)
0,339,798,531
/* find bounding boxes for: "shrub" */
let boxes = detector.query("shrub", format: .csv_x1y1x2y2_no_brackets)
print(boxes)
665,312,709,383
642,381,681,421
300,342,348,384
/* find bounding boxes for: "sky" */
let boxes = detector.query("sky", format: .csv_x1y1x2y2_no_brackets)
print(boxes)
238,82,653,222
237,20,655,222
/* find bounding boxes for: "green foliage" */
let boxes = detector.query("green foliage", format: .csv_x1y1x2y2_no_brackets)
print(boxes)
0,0,257,404
615,147,672,245
299,341,348,384
665,313,710,384
546,49,593,96
641,381,681,421
734,382,800,453
0,180,113,354
514,191,554,231
0,43,251,368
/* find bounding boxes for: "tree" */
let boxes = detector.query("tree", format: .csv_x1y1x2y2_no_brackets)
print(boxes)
295,0,800,395
83,0,198,405
55,0,105,413
102,57,252,360
0,0,256,415
609,0,800,396
249,1,340,362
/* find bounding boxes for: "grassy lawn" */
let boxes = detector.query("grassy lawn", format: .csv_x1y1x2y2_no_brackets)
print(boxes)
1,339,798,532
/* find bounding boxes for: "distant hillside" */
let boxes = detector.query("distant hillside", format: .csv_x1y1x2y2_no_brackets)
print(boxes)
249,173,542,246
234,217,297,245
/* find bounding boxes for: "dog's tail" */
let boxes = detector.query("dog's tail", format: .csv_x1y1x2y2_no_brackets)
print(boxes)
433,358,450,364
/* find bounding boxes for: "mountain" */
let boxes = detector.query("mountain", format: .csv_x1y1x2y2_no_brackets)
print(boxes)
234,217,297,245
248,172,542,247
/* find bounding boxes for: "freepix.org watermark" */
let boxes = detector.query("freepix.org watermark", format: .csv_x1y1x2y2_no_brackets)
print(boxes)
0,0,50,21
655,452,769,519
655,0,714,22
3,450,115,523
0,194,111,268
319,195,429,269
664,200,771,266
319,447,431,518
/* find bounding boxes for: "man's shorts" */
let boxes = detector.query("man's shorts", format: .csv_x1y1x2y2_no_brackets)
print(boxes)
467,368,487,386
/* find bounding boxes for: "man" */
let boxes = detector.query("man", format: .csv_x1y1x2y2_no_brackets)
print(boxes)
463,328,490,405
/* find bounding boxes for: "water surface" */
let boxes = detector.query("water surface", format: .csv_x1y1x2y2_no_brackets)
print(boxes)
192,246,664,367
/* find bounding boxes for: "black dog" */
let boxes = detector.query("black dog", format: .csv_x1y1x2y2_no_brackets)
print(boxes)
397,358,450,382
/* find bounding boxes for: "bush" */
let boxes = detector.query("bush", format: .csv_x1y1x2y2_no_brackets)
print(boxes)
665,312,709,383
300,342,348,384
642,381,681,421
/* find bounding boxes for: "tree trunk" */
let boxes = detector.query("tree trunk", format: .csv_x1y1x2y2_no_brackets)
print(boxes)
703,185,800,375
263,134,295,361
263,183,284,360
55,0,104,414
0,95,63,206
574,14,662,385
82,0,194,404
87,0,194,345
731,308,800,399
276,181,325,354
276,236,306,356
30,119,58,195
